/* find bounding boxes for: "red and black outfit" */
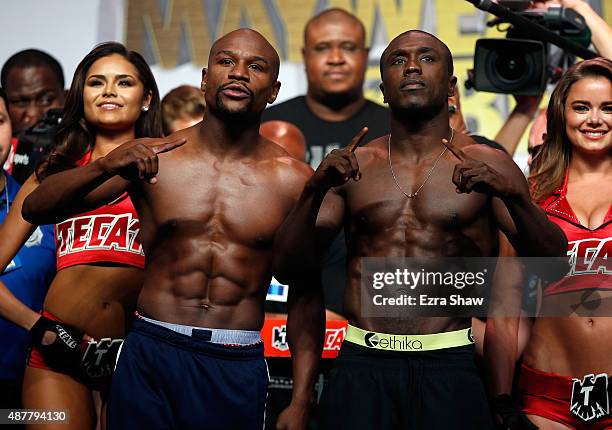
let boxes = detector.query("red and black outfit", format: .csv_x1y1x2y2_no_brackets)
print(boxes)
28,152,144,376
520,172,612,429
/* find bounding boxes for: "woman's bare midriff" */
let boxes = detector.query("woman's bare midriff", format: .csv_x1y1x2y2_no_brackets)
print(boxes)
43,265,143,339
524,291,612,376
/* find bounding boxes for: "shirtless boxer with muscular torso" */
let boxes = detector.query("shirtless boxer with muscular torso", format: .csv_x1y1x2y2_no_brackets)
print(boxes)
23,29,322,430
274,30,567,429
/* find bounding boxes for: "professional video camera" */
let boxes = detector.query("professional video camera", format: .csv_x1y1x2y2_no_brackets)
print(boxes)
11,108,62,184
465,0,597,95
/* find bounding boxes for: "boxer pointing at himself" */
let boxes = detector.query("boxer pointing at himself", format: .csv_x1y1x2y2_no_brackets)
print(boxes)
273,30,566,429
23,29,323,430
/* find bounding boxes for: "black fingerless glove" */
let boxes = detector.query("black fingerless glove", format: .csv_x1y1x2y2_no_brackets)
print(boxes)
492,394,539,430
30,316,84,372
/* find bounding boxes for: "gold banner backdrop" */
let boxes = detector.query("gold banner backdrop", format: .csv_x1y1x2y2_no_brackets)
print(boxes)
125,0,612,153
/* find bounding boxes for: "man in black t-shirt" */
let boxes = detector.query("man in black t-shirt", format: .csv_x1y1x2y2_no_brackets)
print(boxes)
263,8,389,316
262,96,389,168
2,50,66,183
262,8,389,169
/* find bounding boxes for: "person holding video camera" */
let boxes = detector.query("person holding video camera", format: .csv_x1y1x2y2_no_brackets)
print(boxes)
1,50,66,184
1,50,65,135
531,0,612,58
492,0,612,156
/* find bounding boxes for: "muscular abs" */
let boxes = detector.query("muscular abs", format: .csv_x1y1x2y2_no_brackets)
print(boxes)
339,146,498,334
133,141,295,330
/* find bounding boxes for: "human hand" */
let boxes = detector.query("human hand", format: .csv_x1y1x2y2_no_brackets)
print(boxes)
442,138,529,199
513,94,543,116
530,0,585,10
309,127,368,191
30,316,85,372
276,401,309,430
98,137,186,184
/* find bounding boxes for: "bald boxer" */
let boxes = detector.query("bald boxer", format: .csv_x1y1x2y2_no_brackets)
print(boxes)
23,29,323,430
274,30,566,429
260,120,307,161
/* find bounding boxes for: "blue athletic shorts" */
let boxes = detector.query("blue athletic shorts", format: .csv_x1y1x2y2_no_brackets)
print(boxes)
107,318,268,429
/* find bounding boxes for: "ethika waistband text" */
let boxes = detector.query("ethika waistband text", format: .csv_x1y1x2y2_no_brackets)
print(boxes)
344,324,474,352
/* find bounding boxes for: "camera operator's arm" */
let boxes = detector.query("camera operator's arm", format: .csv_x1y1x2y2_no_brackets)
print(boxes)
567,0,612,58
533,0,612,58
495,94,542,155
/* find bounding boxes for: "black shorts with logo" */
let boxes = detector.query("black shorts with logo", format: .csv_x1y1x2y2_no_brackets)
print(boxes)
322,342,493,430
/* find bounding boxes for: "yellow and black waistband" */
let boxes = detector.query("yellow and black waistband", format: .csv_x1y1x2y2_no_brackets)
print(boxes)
344,324,475,352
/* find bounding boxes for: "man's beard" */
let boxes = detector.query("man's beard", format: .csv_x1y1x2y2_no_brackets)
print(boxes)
214,86,255,120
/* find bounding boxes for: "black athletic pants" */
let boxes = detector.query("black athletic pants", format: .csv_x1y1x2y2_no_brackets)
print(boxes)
322,342,494,430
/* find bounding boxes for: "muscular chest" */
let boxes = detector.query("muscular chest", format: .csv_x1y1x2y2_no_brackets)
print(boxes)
140,156,291,248
346,160,488,235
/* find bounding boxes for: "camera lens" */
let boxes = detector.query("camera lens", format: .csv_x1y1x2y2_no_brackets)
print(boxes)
495,53,527,82
474,39,547,95
485,48,534,91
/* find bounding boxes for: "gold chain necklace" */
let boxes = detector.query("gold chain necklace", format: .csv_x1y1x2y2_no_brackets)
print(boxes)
388,128,454,199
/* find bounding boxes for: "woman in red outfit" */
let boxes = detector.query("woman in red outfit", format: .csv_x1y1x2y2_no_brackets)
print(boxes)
522,58,612,430
0,42,162,429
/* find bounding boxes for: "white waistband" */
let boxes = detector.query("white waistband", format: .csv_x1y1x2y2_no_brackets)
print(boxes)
138,315,262,345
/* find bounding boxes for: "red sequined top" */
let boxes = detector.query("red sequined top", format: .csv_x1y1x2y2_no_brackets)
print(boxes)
540,172,611,296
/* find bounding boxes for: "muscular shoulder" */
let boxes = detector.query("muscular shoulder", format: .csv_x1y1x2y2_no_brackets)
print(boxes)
457,134,519,176
258,139,313,200
353,134,389,167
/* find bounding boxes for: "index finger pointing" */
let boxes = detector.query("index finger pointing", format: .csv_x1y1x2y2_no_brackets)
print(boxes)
347,127,369,153
152,138,187,155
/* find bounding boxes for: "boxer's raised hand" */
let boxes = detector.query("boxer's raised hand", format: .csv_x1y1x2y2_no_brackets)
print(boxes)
98,137,186,184
442,137,528,199
309,127,368,191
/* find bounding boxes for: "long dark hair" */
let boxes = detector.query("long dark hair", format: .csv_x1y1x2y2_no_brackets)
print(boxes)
0,88,8,109
37,42,162,180
529,57,612,202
